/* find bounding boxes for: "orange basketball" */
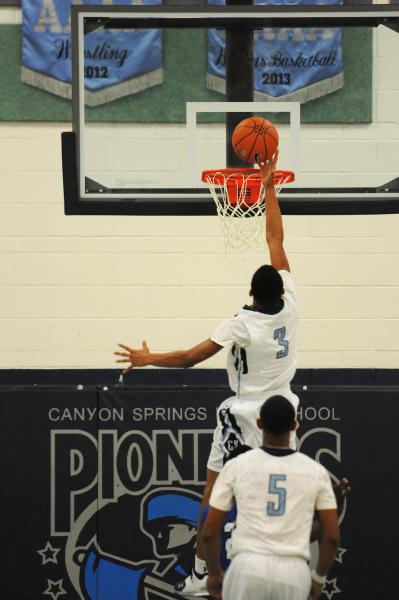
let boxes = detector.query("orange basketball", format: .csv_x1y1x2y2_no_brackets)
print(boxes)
232,116,279,164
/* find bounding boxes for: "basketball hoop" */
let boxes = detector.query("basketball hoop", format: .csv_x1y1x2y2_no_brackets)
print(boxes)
202,168,294,252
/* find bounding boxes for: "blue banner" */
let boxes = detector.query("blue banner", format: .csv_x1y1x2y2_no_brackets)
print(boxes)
208,0,344,103
22,0,163,107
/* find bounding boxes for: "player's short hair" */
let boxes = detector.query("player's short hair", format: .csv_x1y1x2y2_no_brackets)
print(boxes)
251,265,283,304
259,396,295,434
223,444,252,465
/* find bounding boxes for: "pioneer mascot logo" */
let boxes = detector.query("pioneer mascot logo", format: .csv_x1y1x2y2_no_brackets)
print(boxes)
69,488,201,600
46,417,346,599
51,429,209,599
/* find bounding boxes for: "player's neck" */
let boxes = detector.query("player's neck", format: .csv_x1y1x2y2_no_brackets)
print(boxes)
262,433,291,448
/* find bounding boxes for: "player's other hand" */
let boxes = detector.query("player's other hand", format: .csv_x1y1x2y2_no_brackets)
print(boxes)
334,477,351,497
310,579,323,599
258,150,279,188
333,477,351,515
114,340,150,373
207,571,224,600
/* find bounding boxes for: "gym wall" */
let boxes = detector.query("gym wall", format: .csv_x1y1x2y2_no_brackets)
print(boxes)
1,6,399,369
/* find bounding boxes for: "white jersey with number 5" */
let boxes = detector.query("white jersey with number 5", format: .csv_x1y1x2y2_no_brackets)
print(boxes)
209,447,337,561
211,270,297,397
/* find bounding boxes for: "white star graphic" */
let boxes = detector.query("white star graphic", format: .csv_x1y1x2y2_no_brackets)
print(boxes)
37,541,60,565
323,577,341,599
43,579,67,600
335,547,347,564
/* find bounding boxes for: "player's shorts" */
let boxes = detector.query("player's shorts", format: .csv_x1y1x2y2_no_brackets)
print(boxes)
207,388,299,472
222,551,311,600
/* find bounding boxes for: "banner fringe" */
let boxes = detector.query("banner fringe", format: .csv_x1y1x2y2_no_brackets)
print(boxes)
21,67,164,107
21,66,72,100
206,72,344,104
85,68,163,107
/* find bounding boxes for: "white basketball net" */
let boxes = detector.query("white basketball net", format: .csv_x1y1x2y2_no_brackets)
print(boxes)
204,170,292,252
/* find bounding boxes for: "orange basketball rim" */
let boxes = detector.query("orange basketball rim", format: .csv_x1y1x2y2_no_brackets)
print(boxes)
202,168,295,205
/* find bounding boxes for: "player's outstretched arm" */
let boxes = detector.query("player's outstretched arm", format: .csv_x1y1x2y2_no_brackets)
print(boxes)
202,506,227,600
114,338,222,373
311,509,340,599
259,151,290,272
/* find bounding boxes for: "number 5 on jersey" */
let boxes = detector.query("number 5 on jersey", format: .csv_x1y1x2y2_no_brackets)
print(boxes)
267,474,287,516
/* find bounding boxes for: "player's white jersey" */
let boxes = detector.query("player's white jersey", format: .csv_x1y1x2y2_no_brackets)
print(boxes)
209,447,337,561
211,270,297,398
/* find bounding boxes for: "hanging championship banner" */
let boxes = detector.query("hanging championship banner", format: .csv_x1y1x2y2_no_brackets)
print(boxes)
208,0,344,103
21,0,163,107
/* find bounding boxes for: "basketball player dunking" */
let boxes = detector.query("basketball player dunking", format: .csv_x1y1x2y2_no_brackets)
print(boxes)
114,152,300,596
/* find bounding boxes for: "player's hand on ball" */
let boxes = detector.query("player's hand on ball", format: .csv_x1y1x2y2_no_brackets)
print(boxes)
258,150,279,188
114,341,150,373
207,571,224,600
310,579,323,599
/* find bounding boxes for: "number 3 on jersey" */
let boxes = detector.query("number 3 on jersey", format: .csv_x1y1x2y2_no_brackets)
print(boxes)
274,326,289,359
267,474,287,516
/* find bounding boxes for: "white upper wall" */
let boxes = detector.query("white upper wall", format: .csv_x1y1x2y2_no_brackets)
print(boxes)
1,8,399,369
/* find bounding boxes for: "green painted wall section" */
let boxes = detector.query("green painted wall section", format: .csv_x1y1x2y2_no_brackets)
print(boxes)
0,25,372,123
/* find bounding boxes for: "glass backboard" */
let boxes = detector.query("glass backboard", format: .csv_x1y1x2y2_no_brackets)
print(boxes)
62,3,399,215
